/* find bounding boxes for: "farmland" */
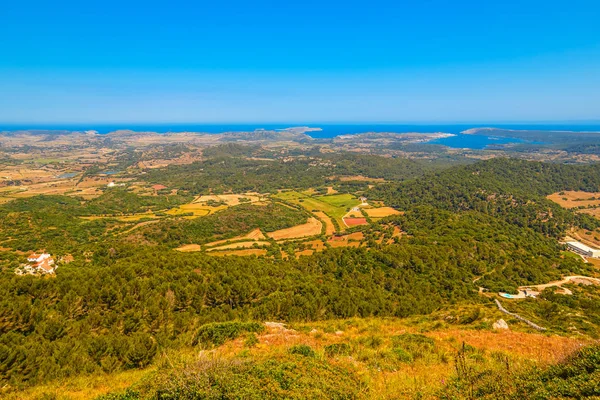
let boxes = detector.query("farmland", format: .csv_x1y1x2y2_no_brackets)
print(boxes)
547,190,600,209
274,191,361,231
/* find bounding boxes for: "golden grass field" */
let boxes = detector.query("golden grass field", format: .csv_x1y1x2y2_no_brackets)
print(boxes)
207,241,271,251
267,217,322,240
581,207,600,220
165,203,215,217
313,211,336,235
364,206,402,218
204,228,266,247
193,193,262,206
175,244,202,252
208,249,268,257
335,175,386,182
568,228,600,248
547,191,600,208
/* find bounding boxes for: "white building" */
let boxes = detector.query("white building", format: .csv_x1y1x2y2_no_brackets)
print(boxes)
27,252,52,263
566,241,600,258
26,252,55,274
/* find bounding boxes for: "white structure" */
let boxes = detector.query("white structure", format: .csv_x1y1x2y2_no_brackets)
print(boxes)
566,241,600,258
26,252,55,274
27,252,52,263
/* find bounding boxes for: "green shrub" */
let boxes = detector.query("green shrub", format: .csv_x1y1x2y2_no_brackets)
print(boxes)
391,333,436,361
193,321,265,348
324,343,352,357
288,344,315,357
245,333,259,348
392,348,413,363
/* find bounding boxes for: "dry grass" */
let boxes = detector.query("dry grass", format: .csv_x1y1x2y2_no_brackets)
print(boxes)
175,244,202,252
313,211,336,235
295,249,314,258
581,208,600,220
267,217,322,240
193,194,262,206
204,228,266,247
166,203,214,217
3,367,152,400
334,175,386,182
207,241,271,251
569,228,600,248
365,207,402,218
547,191,600,208
208,249,268,257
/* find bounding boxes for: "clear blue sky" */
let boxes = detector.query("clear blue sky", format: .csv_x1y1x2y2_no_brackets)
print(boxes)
1,0,599,123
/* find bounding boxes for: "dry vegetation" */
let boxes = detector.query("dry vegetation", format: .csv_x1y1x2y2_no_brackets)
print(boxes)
547,190,600,208
208,249,268,257
207,240,271,251
267,217,322,240
365,206,402,218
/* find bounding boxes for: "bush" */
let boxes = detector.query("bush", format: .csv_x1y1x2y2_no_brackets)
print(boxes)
324,343,352,357
193,321,265,348
391,333,436,361
245,333,259,348
288,344,315,357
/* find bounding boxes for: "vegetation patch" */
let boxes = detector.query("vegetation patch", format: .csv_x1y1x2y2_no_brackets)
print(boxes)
193,321,265,348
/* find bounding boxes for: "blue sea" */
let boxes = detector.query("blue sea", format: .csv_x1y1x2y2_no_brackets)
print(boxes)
2,123,600,150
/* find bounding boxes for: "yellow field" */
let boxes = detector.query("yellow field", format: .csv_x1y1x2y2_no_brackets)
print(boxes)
267,217,322,240
166,203,214,217
204,228,266,247
313,211,336,235
581,208,600,220
207,241,271,251
336,175,386,182
364,207,402,218
547,191,600,208
193,193,262,206
208,249,268,257
175,244,202,252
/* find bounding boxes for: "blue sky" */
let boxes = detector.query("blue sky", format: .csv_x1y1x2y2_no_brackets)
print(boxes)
1,0,599,123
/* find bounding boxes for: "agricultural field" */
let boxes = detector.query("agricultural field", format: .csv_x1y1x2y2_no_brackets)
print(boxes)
165,203,214,217
175,244,202,252
547,190,600,209
274,191,361,231
207,241,271,251
364,206,402,218
193,193,264,206
204,228,266,247
267,217,322,240
313,211,336,235
208,248,268,257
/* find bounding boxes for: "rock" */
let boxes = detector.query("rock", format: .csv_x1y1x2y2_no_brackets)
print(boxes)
310,329,318,334
493,319,509,330
265,322,286,330
335,330,344,335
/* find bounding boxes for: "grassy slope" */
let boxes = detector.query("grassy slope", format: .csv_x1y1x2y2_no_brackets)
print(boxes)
8,311,591,400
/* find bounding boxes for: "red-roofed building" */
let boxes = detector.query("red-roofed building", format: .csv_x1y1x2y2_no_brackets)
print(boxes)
152,184,167,191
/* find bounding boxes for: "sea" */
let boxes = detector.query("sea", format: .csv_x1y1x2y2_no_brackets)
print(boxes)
2,123,600,150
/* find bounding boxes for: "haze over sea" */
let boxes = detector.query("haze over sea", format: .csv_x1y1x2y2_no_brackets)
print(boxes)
2,123,600,150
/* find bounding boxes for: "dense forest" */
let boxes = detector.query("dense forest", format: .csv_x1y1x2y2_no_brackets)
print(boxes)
141,152,429,194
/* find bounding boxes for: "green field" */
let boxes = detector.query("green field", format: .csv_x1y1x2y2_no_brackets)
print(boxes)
274,191,360,231
315,193,360,208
